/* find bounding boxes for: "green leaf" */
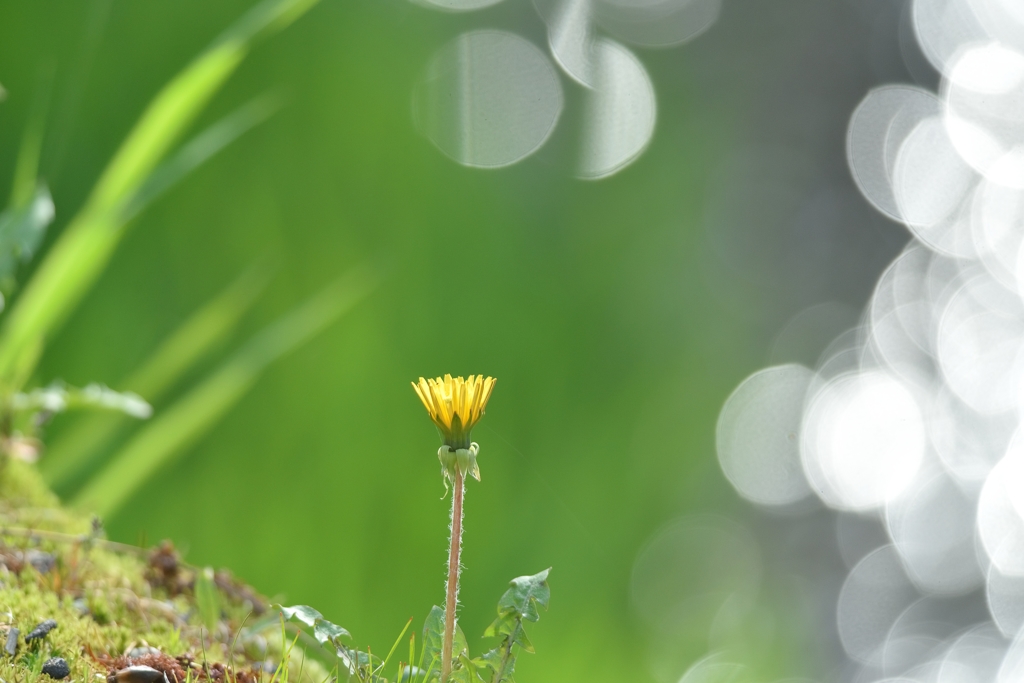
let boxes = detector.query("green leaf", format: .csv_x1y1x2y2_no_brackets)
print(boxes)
482,612,515,641
474,647,515,683
0,184,55,291
0,0,322,392
275,603,385,681
399,665,426,682
276,604,351,646
421,605,444,668
475,648,503,672
314,619,351,648
449,653,487,683
71,267,377,518
194,567,221,631
479,570,552,683
278,604,324,628
497,569,550,623
421,605,469,673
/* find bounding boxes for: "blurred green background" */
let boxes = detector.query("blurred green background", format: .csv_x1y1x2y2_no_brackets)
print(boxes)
0,1,913,681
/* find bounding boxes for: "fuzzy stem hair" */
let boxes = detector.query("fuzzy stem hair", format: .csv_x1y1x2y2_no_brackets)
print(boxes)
442,467,465,682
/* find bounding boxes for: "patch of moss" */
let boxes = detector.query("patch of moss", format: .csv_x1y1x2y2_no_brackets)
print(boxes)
0,459,327,683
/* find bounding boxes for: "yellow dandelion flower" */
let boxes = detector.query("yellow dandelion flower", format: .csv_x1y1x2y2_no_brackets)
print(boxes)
412,374,496,451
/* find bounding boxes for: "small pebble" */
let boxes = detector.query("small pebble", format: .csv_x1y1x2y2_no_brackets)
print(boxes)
3,627,17,656
25,550,55,574
72,598,90,616
110,665,167,683
25,619,57,642
41,657,70,679
125,646,161,659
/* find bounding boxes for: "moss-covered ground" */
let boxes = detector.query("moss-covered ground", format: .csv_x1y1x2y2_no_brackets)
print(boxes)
0,459,323,683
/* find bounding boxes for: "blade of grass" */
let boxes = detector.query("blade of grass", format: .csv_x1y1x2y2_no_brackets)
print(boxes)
72,266,377,518
0,0,321,392
41,262,272,490
125,261,274,398
9,64,53,210
122,93,281,222
375,618,413,677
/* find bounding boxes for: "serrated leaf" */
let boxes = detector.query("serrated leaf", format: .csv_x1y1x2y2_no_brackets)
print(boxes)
480,570,552,683
483,611,515,640
475,648,502,671
488,624,534,656
483,648,517,683
278,604,324,628
275,603,351,645
496,569,550,623
314,619,350,647
194,566,220,630
515,628,534,655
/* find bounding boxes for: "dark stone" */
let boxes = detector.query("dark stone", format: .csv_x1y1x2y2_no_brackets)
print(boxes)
111,665,166,683
4,627,17,656
24,619,57,642
41,657,70,679
25,550,55,574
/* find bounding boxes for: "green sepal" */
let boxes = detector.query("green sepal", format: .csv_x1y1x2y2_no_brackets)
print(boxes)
439,444,481,483
457,444,481,482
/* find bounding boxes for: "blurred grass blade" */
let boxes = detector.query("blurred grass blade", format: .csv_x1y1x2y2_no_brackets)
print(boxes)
126,262,274,398
9,64,53,210
122,94,281,222
0,0,321,392
195,567,222,631
72,266,377,518
41,263,272,490
12,382,151,419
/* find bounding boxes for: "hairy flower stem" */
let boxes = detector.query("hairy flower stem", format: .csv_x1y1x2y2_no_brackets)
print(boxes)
442,467,465,682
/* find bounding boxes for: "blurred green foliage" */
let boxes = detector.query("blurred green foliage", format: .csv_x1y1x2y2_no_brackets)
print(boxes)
0,2,799,683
